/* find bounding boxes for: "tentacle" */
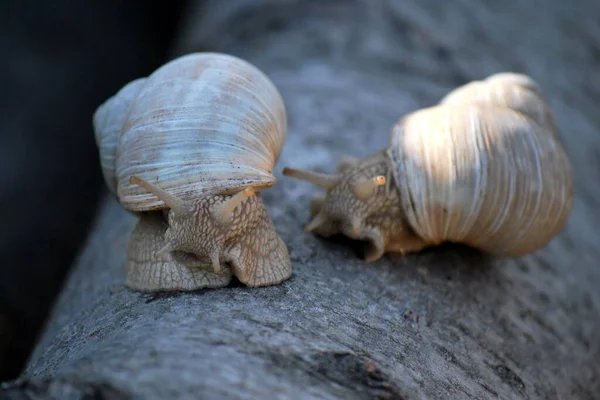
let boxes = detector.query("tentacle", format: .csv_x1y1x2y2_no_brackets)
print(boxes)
282,167,340,189
129,176,191,217
154,242,175,259
304,212,330,233
309,193,327,217
212,188,256,225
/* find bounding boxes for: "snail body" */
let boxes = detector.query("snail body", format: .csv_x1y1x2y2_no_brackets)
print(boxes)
93,52,292,291
283,73,573,261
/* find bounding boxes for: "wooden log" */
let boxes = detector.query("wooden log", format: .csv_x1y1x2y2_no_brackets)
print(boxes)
4,1,600,398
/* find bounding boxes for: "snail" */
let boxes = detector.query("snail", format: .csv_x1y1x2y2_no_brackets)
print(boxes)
93,52,292,292
282,73,573,262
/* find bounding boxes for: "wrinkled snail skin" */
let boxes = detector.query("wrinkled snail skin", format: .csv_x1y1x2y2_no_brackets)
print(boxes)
283,73,574,262
296,151,429,262
125,191,291,291
93,52,292,291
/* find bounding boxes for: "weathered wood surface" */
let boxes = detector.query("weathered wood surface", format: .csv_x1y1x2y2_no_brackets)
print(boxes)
4,0,600,398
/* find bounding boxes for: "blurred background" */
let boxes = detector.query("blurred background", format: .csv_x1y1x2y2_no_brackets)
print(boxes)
0,0,188,380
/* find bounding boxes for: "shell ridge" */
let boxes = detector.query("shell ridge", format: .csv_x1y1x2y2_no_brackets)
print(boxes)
106,53,286,210
502,118,544,252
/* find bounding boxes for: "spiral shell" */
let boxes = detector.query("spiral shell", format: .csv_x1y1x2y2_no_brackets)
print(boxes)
93,78,147,194
388,104,573,257
93,52,287,212
439,73,558,134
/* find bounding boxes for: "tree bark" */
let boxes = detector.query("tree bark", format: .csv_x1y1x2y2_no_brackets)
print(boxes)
4,0,600,398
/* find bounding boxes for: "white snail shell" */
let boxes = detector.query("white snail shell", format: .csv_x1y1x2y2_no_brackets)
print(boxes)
93,52,287,211
388,103,573,257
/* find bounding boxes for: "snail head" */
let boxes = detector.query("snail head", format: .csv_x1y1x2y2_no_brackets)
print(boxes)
282,162,387,240
128,176,256,274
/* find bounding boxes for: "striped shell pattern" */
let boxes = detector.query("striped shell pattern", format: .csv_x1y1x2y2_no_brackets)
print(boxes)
388,74,573,256
93,52,287,212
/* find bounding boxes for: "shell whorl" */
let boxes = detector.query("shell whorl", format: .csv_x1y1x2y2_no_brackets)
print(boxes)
439,72,558,135
387,104,573,257
92,78,147,194
484,72,542,93
93,52,287,212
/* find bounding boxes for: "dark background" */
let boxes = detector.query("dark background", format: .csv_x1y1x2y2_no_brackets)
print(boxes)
0,0,188,380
